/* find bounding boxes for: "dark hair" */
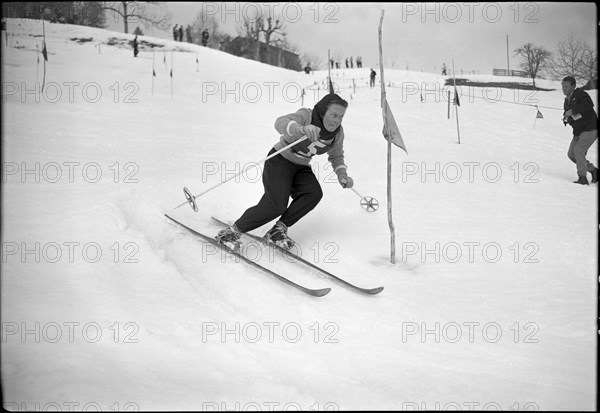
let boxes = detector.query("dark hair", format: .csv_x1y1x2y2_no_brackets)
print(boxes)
326,96,348,110
562,76,576,86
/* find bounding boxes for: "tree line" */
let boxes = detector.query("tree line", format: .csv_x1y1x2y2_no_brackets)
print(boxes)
514,35,597,87
8,2,594,80
3,2,315,70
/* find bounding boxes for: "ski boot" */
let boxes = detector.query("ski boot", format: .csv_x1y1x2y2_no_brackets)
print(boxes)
264,222,295,250
215,225,242,251
591,168,598,184
573,175,589,185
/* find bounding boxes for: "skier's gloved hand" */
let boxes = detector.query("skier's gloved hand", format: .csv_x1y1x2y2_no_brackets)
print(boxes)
337,171,354,189
301,125,321,142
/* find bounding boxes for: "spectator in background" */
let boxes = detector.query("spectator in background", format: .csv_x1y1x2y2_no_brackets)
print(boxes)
178,25,183,42
370,68,376,88
561,76,598,185
172,25,178,41
185,25,192,43
350,56,353,68
441,62,447,76
201,29,209,46
345,58,349,68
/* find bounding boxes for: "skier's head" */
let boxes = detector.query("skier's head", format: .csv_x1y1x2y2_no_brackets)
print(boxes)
561,76,576,96
312,94,348,136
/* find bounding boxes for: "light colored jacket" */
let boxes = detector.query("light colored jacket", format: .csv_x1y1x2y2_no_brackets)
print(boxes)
272,108,347,175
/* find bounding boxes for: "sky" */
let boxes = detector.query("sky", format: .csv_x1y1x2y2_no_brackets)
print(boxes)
106,2,598,75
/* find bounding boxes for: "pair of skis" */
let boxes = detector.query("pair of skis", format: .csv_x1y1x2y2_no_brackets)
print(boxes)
164,214,383,297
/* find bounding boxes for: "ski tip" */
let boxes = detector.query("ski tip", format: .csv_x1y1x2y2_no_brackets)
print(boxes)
364,286,384,295
311,287,332,297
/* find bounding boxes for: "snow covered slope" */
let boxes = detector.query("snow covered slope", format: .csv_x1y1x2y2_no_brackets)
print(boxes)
2,18,597,411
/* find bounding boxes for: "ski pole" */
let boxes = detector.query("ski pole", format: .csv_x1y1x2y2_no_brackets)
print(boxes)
350,187,379,212
174,136,309,212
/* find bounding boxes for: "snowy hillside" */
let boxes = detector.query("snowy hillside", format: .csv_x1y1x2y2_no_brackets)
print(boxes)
1,18,597,411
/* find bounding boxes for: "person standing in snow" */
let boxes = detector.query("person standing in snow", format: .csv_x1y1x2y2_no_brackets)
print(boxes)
370,69,376,88
561,76,598,185
216,94,354,250
172,25,178,41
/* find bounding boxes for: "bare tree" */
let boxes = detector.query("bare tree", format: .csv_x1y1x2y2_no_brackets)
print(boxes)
579,47,598,82
238,16,262,61
5,2,106,27
261,16,285,64
514,43,552,87
236,4,288,65
301,52,323,70
102,1,172,34
190,9,220,46
550,35,597,82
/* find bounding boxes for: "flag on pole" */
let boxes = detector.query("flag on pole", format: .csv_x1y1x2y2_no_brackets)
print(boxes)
453,86,460,106
153,69,156,77
533,106,543,129
170,68,173,78
41,17,47,93
328,77,335,94
42,42,48,61
382,98,408,154
420,92,424,103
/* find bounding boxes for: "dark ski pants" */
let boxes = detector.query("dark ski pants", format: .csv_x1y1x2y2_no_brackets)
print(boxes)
567,130,598,176
235,148,323,233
